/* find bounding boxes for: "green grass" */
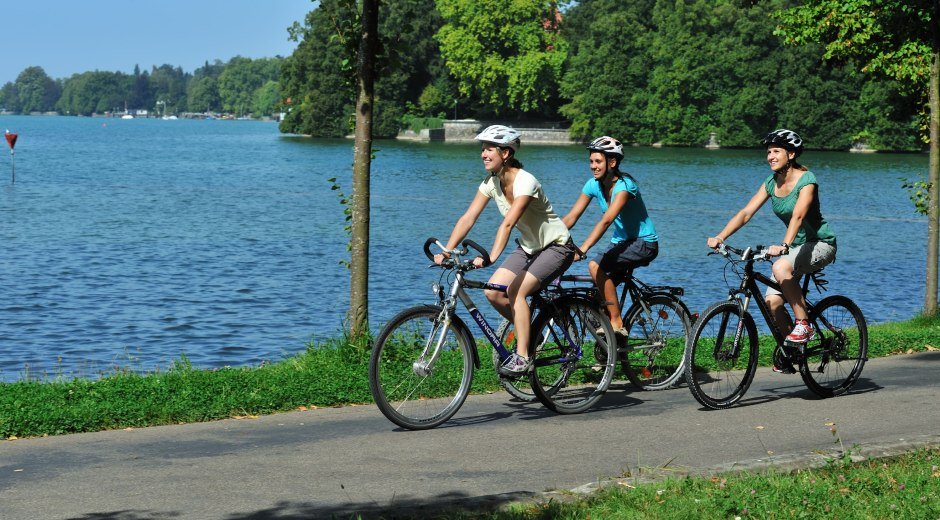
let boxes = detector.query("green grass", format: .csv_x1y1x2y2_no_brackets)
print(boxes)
1,315,938,439
433,448,940,519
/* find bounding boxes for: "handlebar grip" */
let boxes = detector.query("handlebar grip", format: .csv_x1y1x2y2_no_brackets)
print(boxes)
462,239,492,267
423,237,438,261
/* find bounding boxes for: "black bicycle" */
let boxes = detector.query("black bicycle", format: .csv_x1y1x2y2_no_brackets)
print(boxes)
684,243,868,410
494,269,692,400
369,238,618,430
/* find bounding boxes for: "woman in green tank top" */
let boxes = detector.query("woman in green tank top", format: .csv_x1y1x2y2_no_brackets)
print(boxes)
706,129,837,352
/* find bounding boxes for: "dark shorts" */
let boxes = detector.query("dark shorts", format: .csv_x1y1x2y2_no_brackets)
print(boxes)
500,243,575,287
590,239,659,276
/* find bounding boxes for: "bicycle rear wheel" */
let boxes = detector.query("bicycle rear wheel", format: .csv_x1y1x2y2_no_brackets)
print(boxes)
369,305,474,430
684,301,759,410
621,294,692,390
800,295,868,398
529,298,617,414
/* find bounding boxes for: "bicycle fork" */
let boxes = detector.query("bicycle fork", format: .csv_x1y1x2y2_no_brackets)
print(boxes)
412,308,453,377
714,296,749,360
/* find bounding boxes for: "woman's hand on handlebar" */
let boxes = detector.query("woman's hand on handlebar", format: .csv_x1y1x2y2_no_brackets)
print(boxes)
766,244,787,257
433,253,450,266
471,256,486,268
706,236,724,249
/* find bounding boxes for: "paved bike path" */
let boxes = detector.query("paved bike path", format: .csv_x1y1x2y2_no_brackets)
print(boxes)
2,351,939,519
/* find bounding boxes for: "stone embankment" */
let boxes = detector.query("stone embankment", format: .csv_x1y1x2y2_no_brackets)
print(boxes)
397,119,577,145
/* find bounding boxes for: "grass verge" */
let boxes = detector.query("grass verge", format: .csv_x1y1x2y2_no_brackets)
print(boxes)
1,315,938,439
436,447,940,519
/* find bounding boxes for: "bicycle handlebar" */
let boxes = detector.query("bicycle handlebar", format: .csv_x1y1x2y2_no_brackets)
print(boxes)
424,237,493,268
712,243,773,262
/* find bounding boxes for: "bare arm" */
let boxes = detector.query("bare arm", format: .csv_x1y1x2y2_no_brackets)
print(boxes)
562,193,591,229
707,184,769,248
578,190,628,257
434,191,489,264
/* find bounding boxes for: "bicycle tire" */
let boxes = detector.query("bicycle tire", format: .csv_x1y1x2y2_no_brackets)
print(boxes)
799,295,868,398
492,319,538,402
369,305,474,430
529,297,617,414
621,294,692,390
684,300,759,410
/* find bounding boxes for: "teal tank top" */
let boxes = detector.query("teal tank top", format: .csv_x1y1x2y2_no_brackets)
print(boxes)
763,171,836,246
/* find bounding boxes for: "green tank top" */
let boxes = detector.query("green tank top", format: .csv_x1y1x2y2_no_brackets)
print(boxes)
763,171,836,246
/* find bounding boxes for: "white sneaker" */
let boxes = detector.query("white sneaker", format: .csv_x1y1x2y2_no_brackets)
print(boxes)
498,353,532,376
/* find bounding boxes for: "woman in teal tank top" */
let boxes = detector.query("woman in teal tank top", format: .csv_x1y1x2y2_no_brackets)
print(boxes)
706,129,837,350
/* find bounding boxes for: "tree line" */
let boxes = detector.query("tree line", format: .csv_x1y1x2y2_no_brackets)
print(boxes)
0,57,283,118
279,0,924,152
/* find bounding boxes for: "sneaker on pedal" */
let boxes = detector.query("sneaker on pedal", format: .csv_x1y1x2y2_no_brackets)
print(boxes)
594,327,625,364
772,348,797,374
498,353,532,377
786,319,815,344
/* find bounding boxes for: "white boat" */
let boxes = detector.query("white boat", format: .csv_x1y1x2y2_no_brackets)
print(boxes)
121,114,134,120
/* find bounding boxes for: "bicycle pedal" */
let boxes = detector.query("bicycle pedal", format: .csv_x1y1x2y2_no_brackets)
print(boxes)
782,340,804,355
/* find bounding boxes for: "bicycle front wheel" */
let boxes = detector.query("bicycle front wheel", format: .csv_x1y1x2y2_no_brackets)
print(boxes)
369,305,474,430
684,301,759,410
621,294,692,390
529,298,617,414
800,295,868,398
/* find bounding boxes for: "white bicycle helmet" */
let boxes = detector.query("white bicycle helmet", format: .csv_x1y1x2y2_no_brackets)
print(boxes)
761,129,804,157
587,135,624,159
475,125,521,152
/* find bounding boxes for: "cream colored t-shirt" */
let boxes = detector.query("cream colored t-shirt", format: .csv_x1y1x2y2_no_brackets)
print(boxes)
478,169,570,254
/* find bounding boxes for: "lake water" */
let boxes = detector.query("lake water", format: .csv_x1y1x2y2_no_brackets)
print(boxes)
0,115,932,381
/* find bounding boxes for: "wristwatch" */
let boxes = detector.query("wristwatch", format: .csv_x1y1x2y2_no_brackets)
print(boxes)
781,243,790,254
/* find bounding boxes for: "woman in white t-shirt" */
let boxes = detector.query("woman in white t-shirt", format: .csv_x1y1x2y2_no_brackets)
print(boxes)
434,125,575,375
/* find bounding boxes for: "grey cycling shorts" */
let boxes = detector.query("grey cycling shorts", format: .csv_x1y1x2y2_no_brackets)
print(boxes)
500,243,575,287
765,241,837,298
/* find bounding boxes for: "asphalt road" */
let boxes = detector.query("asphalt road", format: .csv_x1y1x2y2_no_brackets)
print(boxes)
2,351,938,519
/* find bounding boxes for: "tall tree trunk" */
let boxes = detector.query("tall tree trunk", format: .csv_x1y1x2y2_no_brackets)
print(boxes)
926,46,940,316
348,0,379,337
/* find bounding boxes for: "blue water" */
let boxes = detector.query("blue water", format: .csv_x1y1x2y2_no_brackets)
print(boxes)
0,115,932,381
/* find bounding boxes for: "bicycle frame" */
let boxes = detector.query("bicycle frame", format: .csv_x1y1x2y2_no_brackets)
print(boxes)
561,272,687,328
419,237,586,379
719,247,825,353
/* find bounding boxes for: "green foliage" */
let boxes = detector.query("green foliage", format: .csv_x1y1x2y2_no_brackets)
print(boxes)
251,80,281,117
218,57,281,116
148,64,188,114
434,0,567,115
7,56,282,117
328,176,353,268
559,0,920,149
279,0,359,136
8,66,60,113
774,0,936,87
186,75,221,113
902,178,932,215
280,0,446,137
56,70,132,116
402,113,445,132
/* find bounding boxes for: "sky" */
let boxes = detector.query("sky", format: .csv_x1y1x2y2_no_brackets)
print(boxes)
0,1,317,85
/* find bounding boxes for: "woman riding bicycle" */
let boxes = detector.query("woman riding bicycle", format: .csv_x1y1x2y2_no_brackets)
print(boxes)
433,125,575,376
706,129,837,346
562,136,659,339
